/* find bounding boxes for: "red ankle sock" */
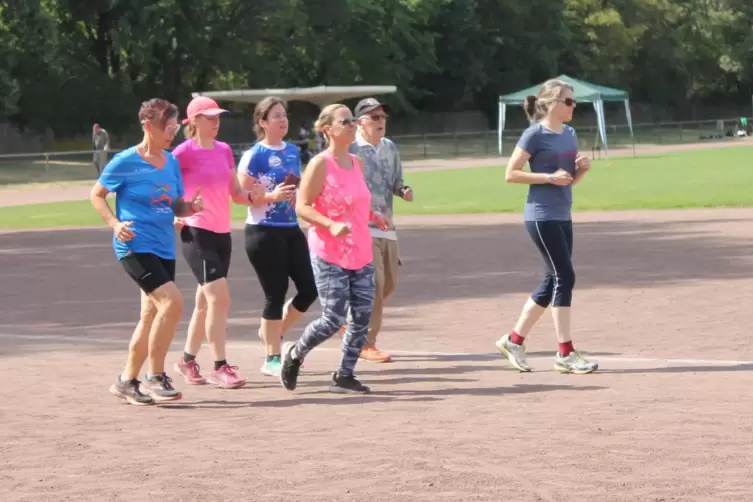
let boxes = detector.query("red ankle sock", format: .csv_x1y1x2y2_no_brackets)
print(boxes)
510,331,525,345
559,341,574,357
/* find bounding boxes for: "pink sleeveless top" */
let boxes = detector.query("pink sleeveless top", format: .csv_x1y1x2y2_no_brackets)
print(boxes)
307,152,373,270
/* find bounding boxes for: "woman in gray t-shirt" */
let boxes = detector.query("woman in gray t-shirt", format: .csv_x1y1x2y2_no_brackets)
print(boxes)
494,78,599,375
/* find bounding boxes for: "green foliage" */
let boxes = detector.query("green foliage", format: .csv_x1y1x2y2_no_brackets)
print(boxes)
0,0,752,138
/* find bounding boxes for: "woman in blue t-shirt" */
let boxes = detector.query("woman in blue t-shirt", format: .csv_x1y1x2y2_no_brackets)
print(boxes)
237,96,318,377
494,79,599,375
90,98,203,406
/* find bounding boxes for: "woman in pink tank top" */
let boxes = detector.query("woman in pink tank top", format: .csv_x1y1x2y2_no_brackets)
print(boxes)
278,104,390,395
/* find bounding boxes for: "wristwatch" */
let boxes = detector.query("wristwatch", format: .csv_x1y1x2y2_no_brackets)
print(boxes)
546,174,553,184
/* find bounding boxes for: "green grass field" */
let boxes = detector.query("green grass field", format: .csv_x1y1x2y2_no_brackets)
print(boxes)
0,147,750,229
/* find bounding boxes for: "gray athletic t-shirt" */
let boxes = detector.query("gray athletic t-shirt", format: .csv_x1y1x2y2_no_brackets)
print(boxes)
517,123,578,221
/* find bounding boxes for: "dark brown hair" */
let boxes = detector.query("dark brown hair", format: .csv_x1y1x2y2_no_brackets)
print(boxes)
524,79,574,122
253,96,287,140
138,98,179,129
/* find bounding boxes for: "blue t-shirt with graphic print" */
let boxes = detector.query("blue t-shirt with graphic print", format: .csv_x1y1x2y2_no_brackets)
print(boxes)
238,142,300,227
98,146,184,260
517,123,579,222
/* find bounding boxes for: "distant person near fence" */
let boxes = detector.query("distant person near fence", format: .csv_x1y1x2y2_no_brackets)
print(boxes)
92,123,110,174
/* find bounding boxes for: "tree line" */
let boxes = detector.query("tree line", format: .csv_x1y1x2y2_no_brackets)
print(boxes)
1,0,752,139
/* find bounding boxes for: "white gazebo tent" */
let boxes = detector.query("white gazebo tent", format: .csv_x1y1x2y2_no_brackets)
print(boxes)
191,85,398,108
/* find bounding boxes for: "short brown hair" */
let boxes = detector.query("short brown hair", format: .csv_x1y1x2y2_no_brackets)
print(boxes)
138,98,179,129
253,96,287,140
524,79,574,122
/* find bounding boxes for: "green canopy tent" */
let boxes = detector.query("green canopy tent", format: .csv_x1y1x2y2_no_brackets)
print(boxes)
497,75,634,156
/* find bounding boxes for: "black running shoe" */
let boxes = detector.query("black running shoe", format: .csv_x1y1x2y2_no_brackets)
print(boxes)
329,372,371,394
109,376,154,406
142,373,182,402
280,342,302,391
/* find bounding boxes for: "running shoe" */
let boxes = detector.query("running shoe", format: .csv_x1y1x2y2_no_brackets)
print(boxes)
174,358,207,385
280,342,302,391
261,356,282,377
554,351,598,374
109,376,154,406
495,333,532,372
329,372,371,394
142,373,182,402
207,364,246,389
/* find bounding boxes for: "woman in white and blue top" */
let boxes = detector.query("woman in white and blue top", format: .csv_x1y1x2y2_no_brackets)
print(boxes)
494,79,599,375
237,96,318,377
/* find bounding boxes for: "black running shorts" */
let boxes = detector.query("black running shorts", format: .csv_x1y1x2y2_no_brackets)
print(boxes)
120,252,176,294
180,226,232,285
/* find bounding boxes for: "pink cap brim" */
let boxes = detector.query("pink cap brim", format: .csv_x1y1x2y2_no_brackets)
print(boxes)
181,108,230,124
200,108,229,116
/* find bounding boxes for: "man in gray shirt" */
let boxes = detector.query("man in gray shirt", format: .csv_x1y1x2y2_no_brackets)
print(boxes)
92,123,110,174
347,97,413,363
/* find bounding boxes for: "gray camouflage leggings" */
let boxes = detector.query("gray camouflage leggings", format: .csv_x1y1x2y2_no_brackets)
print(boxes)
294,254,376,377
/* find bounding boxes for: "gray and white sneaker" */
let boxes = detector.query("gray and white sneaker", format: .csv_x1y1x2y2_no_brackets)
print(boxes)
495,333,532,372
142,373,182,402
554,351,598,374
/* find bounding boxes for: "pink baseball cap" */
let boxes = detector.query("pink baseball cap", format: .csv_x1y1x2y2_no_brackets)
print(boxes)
182,96,229,124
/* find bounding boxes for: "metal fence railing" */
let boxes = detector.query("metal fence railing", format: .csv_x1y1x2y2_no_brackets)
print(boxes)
0,117,749,186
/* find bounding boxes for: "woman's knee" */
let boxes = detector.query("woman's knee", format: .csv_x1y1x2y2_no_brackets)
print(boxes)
292,284,318,313
151,283,184,317
559,268,576,291
262,294,286,320
139,300,159,323
193,287,208,314
203,278,231,310
532,275,554,307
320,308,347,332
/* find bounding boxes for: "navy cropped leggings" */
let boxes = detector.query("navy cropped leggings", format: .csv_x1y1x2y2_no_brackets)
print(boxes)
525,220,575,308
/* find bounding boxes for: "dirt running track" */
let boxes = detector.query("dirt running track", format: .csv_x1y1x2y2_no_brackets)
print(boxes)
2,208,753,501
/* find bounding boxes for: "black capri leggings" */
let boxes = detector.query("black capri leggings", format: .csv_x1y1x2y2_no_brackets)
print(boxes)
525,220,575,308
244,224,318,320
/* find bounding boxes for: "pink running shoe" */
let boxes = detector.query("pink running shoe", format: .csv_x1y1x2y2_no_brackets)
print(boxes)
174,358,207,385
208,365,246,389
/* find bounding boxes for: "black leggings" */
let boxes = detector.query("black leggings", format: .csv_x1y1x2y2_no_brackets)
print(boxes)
525,220,575,308
244,224,318,320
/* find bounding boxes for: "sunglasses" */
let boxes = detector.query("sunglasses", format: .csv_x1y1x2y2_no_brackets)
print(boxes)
558,98,577,107
141,120,181,135
336,117,358,126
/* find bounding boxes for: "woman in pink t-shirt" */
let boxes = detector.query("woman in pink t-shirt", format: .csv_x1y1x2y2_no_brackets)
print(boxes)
172,96,264,389
279,104,390,395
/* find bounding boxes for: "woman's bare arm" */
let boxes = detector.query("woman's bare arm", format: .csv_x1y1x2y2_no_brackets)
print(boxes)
295,155,335,230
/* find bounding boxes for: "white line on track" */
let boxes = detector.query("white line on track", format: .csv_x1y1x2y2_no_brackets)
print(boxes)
1,332,751,367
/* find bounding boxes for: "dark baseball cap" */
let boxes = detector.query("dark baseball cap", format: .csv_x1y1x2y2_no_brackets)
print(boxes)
354,98,392,117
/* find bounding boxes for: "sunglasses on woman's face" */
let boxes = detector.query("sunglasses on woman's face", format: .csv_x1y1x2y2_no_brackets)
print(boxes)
558,98,577,107
336,117,358,126
140,120,181,135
